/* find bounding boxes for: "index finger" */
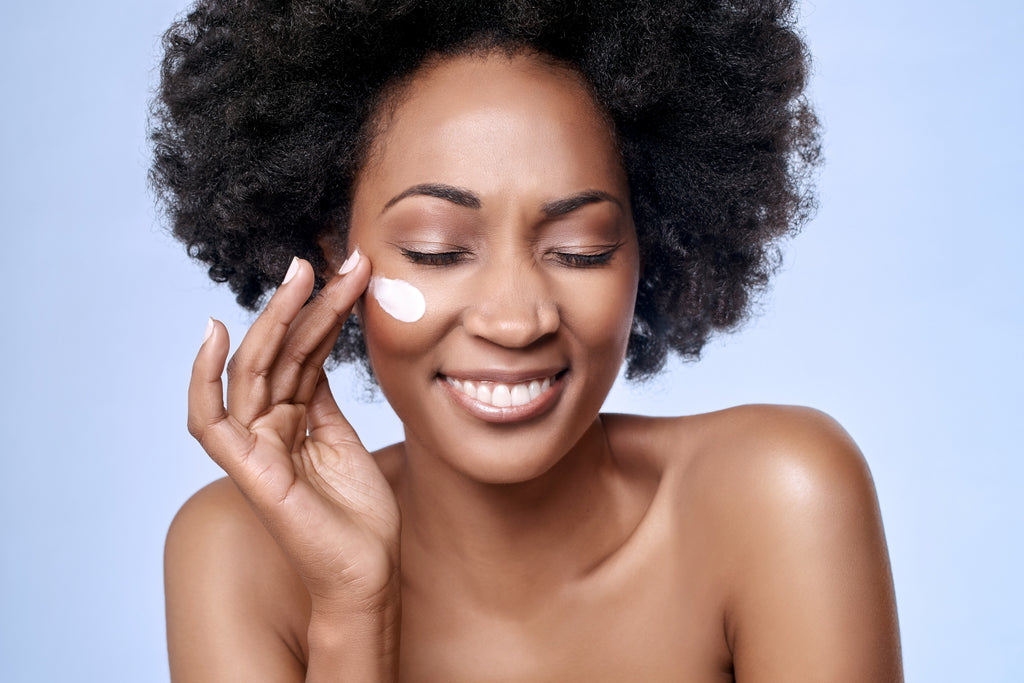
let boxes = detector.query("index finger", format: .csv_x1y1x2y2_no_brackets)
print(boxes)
267,250,371,406
222,257,319,423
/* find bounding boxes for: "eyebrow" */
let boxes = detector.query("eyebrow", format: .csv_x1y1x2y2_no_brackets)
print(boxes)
381,183,622,217
541,190,622,218
382,183,481,212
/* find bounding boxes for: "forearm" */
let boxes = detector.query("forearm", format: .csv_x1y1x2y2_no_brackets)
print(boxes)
305,595,401,683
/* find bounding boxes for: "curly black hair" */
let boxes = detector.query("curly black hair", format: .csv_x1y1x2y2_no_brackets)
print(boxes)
150,0,820,380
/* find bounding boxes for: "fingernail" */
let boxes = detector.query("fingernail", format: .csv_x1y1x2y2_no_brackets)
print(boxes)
282,257,300,285
339,247,361,275
202,317,214,344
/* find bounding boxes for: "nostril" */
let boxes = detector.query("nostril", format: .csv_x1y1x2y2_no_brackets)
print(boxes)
537,301,560,334
463,299,560,348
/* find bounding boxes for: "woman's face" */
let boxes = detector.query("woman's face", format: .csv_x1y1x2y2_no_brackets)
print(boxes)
347,51,639,484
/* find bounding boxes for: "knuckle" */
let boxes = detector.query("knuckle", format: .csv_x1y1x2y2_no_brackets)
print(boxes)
325,287,355,318
224,354,238,378
186,414,204,441
307,281,350,319
226,349,269,381
224,353,242,379
280,343,321,374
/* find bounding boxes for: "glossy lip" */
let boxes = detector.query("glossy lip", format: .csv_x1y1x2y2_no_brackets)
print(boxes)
438,369,567,424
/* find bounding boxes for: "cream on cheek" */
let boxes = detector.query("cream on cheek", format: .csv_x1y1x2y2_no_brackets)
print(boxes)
369,275,427,323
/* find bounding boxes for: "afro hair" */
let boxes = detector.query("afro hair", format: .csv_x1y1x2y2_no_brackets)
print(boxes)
150,0,821,379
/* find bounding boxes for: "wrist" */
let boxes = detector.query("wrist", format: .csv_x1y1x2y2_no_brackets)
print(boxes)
306,590,401,683
308,559,401,619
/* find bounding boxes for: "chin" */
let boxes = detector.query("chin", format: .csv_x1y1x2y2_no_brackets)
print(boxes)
421,429,586,486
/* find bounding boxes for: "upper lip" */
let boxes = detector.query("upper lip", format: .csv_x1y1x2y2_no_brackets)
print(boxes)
439,367,566,384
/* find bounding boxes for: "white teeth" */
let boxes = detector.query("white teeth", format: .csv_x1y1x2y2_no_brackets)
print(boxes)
528,380,541,400
446,375,557,408
511,384,530,407
492,384,512,407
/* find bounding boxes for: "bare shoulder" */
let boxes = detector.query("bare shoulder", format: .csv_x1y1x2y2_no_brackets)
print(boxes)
680,406,886,559
165,477,309,682
607,406,903,681
605,404,865,475
607,405,873,497
697,404,873,496
167,476,273,557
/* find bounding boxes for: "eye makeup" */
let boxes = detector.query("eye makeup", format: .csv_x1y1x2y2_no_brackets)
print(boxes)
400,248,469,266
550,249,618,267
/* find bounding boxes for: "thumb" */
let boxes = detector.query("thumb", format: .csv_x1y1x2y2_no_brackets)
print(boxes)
306,370,365,451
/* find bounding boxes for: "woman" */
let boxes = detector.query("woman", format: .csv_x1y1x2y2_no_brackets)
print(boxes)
152,1,902,680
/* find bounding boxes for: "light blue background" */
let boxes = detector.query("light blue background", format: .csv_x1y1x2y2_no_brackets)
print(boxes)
1,1,1020,680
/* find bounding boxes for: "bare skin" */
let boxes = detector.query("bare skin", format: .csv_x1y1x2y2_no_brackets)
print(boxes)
166,52,902,682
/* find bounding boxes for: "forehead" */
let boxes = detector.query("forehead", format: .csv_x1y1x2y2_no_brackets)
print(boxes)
356,51,626,204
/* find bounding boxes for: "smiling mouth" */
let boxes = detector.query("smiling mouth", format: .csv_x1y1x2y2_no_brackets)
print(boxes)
438,370,566,423
445,375,555,408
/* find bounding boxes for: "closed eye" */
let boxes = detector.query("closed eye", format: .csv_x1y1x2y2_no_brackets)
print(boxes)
400,248,469,266
552,247,619,268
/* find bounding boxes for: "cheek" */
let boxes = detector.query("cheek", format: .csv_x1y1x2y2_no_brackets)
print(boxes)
369,276,426,322
360,276,449,370
360,277,463,421
562,270,639,353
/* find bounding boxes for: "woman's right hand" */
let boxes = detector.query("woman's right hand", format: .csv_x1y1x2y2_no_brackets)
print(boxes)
186,251,401,615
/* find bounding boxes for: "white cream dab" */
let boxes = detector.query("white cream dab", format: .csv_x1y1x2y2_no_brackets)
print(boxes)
370,276,426,323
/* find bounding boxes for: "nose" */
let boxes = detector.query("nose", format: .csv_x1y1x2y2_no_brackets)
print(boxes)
462,256,560,348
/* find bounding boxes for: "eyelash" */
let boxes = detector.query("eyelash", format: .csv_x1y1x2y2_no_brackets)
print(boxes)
400,249,468,266
400,248,618,268
553,251,616,268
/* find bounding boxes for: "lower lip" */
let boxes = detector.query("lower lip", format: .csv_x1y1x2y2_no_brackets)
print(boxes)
438,373,566,424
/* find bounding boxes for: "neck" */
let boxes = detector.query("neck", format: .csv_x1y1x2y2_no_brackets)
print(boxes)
396,417,640,607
